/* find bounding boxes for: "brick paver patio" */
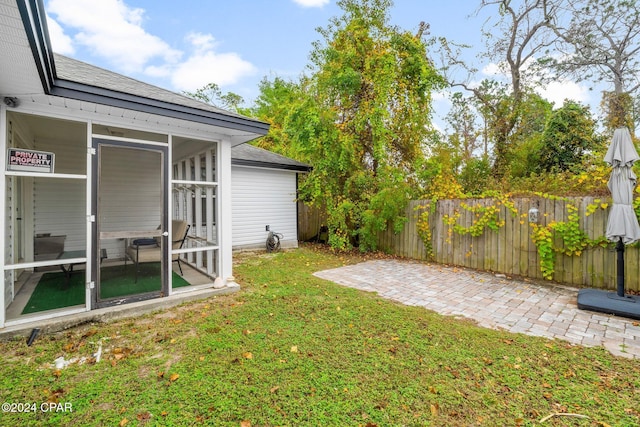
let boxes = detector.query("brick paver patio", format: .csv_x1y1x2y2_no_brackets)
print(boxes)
314,259,640,359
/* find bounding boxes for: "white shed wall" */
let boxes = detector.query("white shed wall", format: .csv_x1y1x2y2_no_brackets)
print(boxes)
231,166,299,250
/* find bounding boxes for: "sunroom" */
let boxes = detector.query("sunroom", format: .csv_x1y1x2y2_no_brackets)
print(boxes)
0,0,268,329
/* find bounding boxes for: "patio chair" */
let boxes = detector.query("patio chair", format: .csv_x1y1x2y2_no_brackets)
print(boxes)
126,220,190,283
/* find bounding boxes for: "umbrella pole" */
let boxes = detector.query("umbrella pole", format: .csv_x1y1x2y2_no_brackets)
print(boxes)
616,237,625,297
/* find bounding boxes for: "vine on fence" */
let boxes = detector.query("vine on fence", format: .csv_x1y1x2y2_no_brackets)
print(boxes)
415,192,612,280
529,197,610,279
415,199,437,259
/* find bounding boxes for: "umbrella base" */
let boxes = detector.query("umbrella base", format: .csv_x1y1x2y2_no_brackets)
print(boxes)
577,289,640,320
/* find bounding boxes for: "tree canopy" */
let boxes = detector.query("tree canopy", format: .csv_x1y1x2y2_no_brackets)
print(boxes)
250,0,444,250
187,0,640,250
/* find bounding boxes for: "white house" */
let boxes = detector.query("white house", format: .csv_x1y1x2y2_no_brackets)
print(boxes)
0,0,272,329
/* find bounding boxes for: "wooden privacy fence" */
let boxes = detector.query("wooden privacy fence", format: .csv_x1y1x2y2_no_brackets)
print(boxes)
297,197,639,292
373,197,640,292
297,201,327,242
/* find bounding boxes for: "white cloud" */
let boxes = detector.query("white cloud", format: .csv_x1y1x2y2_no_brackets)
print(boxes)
481,62,502,77
46,15,75,55
45,0,257,92
170,33,257,91
480,60,591,107
47,0,180,73
292,0,330,7
538,80,591,107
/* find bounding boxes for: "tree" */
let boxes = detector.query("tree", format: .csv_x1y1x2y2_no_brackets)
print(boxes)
294,0,445,250
550,0,640,130
446,92,482,162
249,77,307,160
183,82,246,113
538,100,599,172
506,92,554,178
447,0,558,176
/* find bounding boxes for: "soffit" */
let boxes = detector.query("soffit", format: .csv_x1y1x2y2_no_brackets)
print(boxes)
0,0,45,97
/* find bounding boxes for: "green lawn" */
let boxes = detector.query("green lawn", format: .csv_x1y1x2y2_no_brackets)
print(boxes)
1,244,639,426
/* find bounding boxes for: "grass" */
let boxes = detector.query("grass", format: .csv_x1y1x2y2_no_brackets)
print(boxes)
1,244,639,426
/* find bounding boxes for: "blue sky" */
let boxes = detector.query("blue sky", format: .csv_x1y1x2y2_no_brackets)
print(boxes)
44,0,592,128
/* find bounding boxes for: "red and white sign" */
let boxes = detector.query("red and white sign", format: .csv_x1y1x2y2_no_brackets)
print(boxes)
7,148,55,173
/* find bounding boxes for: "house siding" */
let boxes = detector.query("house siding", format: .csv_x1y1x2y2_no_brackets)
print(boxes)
232,166,298,250
33,138,86,253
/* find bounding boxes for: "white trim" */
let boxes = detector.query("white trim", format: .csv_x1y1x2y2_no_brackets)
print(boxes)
173,245,219,255
172,180,218,187
206,148,215,276
5,171,86,179
219,139,232,284
90,133,168,147
167,134,173,296
3,257,86,271
85,120,93,310
16,97,238,143
0,104,7,327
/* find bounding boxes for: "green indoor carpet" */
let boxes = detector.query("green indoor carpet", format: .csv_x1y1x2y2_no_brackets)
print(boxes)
21,263,190,314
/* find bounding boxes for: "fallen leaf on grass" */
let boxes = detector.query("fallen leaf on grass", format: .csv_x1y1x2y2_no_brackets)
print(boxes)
243,352,253,359
169,373,180,382
270,386,280,393
240,421,251,427
119,418,129,427
290,346,298,353
430,403,439,417
137,412,151,422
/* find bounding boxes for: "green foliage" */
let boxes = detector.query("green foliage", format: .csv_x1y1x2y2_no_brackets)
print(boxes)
281,0,445,251
458,157,492,196
528,195,610,280
415,203,435,259
530,223,555,280
183,82,245,112
453,195,517,237
602,91,634,132
248,77,314,163
538,100,599,173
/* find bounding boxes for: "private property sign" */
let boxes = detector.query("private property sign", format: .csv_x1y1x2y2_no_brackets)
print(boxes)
7,148,55,173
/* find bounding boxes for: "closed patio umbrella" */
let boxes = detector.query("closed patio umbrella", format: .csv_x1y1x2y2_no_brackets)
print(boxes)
578,127,640,319
604,127,640,245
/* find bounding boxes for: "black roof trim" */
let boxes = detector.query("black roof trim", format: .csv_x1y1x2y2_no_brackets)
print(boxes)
232,158,312,172
18,0,55,93
50,81,270,135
